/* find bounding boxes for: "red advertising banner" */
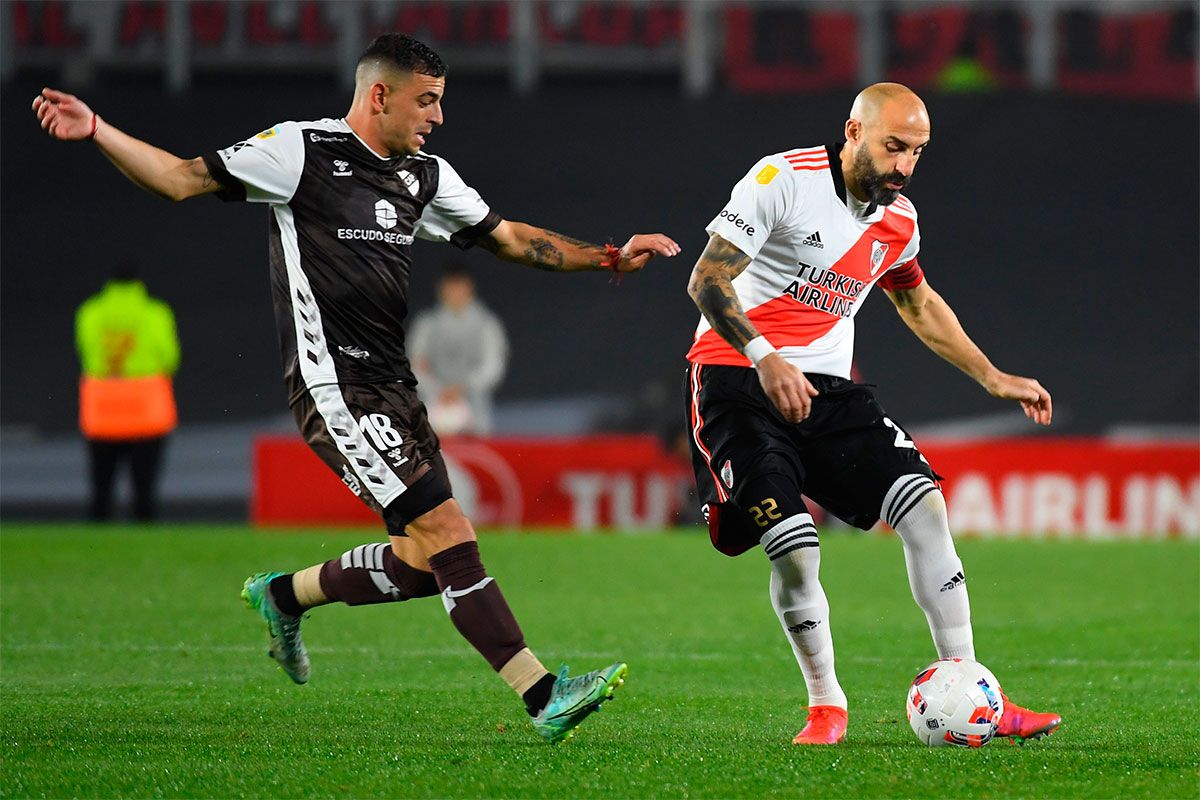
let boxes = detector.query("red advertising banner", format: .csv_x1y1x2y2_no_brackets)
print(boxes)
253,435,1198,538
925,438,1198,538
253,434,693,531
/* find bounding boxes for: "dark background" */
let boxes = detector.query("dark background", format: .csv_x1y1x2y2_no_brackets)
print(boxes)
3,77,1198,434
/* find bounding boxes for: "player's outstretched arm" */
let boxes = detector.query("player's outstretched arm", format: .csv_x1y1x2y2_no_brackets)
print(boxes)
32,88,218,202
479,220,679,273
687,234,818,423
885,280,1052,425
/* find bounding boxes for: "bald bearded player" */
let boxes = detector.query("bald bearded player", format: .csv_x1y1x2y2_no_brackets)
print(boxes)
683,83,1061,745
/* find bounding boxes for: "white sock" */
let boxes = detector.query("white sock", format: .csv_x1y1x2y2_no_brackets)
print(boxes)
762,513,848,710
883,475,975,660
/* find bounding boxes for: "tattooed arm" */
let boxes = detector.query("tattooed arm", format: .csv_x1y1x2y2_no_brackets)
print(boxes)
687,233,819,422
33,88,219,202
686,233,757,348
481,220,679,273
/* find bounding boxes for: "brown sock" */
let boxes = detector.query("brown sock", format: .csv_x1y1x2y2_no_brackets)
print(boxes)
427,541,527,672
317,542,439,606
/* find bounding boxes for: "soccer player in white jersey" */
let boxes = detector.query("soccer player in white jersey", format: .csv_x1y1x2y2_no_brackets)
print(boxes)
684,83,1060,744
33,34,680,745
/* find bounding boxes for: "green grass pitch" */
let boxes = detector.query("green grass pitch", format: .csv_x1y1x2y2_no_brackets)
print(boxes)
2,524,1197,799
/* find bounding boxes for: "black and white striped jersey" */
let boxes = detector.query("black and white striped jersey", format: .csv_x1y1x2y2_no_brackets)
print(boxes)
202,118,500,401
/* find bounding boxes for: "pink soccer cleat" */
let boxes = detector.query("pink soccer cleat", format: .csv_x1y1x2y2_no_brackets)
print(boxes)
792,705,848,745
997,692,1061,744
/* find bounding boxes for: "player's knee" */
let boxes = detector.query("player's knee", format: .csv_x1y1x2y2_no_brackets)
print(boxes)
890,484,956,553
769,545,822,607
389,535,431,571
406,499,476,553
882,473,941,528
920,488,948,520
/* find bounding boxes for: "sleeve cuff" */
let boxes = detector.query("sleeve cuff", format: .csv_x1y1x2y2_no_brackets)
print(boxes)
878,258,924,291
449,210,502,250
201,152,247,202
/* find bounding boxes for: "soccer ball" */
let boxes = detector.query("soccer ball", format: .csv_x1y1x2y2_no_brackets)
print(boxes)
905,658,1004,747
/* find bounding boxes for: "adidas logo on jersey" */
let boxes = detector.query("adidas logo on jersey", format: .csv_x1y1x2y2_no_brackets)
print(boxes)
801,231,824,248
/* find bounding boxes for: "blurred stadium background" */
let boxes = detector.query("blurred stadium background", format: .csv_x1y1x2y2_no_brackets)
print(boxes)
1,0,1197,534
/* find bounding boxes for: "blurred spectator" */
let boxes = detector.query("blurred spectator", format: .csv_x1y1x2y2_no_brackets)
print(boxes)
409,264,508,435
76,262,179,521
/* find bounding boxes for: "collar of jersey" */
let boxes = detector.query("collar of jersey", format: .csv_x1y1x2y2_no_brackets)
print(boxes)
827,142,848,205
828,141,887,222
340,118,413,163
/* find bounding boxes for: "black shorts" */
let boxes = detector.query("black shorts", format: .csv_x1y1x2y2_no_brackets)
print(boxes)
685,364,937,532
290,381,453,535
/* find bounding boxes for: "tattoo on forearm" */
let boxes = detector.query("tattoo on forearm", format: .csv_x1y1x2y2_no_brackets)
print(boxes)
543,228,597,250
689,235,757,349
524,237,565,270
545,228,607,269
518,228,606,271
697,283,758,348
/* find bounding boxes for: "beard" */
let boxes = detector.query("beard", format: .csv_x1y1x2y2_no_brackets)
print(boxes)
852,146,909,210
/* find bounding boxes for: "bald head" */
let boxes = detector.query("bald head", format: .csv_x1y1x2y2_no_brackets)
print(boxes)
841,84,931,208
850,83,930,132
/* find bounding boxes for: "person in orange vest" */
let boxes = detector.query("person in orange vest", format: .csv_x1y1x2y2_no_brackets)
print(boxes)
76,262,180,521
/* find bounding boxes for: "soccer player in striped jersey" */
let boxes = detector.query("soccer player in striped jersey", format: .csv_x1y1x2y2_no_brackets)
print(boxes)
34,33,680,744
684,83,1060,745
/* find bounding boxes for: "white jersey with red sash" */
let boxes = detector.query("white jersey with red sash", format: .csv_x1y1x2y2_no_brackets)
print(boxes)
687,143,926,378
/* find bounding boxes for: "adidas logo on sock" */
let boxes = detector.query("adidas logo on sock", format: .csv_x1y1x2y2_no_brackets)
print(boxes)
939,571,965,592
788,619,821,633
801,231,824,248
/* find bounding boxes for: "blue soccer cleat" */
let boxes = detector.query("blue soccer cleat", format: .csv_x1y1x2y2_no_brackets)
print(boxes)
241,571,310,685
531,662,628,744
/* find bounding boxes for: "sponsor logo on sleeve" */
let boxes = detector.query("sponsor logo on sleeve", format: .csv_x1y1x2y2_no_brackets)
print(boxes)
219,141,253,160
717,208,755,236
756,164,780,184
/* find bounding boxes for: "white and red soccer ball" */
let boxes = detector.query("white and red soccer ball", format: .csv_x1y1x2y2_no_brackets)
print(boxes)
905,658,1004,747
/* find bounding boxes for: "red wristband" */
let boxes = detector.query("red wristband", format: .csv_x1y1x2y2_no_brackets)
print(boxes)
87,112,98,140
602,243,621,272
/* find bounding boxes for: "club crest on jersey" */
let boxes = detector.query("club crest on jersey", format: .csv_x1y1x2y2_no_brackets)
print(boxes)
397,169,420,198
870,239,889,275
332,159,352,177
375,199,398,230
720,460,734,489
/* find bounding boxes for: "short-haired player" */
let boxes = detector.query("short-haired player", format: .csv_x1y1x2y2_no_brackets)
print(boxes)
35,33,680,744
